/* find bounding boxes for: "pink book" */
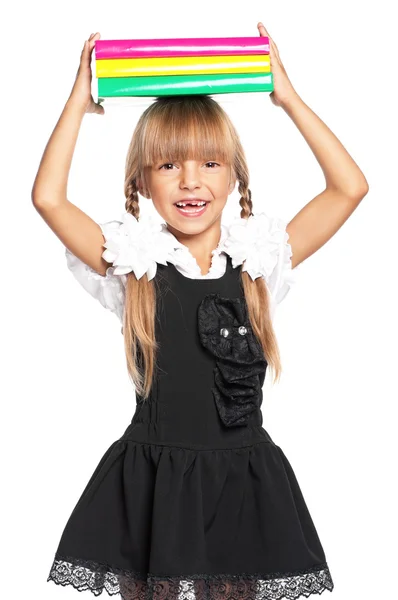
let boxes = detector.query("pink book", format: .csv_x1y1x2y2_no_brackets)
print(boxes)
95,37,270,60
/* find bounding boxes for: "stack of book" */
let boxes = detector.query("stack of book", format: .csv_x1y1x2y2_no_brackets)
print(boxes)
94,37,273,100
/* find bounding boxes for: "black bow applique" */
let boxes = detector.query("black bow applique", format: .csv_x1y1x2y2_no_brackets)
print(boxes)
197,293,268,427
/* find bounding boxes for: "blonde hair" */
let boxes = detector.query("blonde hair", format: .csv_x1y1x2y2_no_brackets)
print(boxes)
122,95,282,398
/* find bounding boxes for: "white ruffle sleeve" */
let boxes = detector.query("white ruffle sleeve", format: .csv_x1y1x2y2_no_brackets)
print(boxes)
220,212,297,306
65,213,176,323
65,219,127,323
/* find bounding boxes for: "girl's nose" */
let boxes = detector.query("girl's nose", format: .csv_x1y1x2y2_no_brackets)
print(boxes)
179,164,201,189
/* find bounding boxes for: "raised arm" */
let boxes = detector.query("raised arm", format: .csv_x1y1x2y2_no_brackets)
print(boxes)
31,33,108,276
281,94,369,270
257,23,369,270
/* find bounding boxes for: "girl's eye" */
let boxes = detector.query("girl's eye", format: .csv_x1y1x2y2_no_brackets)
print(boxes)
159,162,220,170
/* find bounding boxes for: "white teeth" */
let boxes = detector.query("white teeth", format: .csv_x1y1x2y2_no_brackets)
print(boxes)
176,201,206,207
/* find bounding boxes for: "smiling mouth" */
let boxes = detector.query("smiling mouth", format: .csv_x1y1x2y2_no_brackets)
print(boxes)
174,200,209,216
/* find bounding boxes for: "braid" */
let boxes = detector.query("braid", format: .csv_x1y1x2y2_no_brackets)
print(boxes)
125,178,140,220
237,175,253,219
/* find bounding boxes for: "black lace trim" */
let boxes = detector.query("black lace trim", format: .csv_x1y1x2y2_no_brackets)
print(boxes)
47,553,334,599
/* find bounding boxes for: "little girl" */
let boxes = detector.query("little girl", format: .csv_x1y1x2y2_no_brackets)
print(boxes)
33,26,368,600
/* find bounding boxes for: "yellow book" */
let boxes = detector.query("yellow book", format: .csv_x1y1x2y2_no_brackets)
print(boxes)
96,54,271,78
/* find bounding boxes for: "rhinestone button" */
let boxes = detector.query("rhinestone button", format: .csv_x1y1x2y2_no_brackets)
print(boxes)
238,326,247,336
220,327,230,338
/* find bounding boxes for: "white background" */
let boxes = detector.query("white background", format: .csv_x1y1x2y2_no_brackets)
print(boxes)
2,0,397,599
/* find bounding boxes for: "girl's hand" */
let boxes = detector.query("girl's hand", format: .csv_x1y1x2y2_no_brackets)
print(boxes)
69,33,104,115
257,23,298,108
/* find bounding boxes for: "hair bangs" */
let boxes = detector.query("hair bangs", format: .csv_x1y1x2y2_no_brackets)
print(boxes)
139,97,235,168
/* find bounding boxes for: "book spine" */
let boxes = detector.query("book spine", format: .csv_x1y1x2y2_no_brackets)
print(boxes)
98,72,274,97
96,55,271,78
95,37,270,59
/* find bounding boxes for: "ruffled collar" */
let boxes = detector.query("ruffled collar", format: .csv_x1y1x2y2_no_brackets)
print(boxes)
101,211,287,283
159,221,229,279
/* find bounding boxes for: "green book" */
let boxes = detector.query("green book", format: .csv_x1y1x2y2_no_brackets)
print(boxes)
98,72,274,98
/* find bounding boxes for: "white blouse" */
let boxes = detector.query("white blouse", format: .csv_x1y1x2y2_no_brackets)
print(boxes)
65,211,297,323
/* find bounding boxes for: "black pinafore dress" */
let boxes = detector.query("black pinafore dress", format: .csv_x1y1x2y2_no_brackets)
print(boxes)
47,255,334,600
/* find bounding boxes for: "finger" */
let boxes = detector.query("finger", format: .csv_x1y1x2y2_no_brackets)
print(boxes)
263,30,280,60
257,23,277,53
257,22,268,38
257,24,278,67
258,22,271,39
257,24,278,59
88,33,101,52
270,36,280,58
95,102,105,115
84,38,97,62
259,26,281,64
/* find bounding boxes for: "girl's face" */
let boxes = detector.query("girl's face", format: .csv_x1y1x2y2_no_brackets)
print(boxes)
140,159,236,235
